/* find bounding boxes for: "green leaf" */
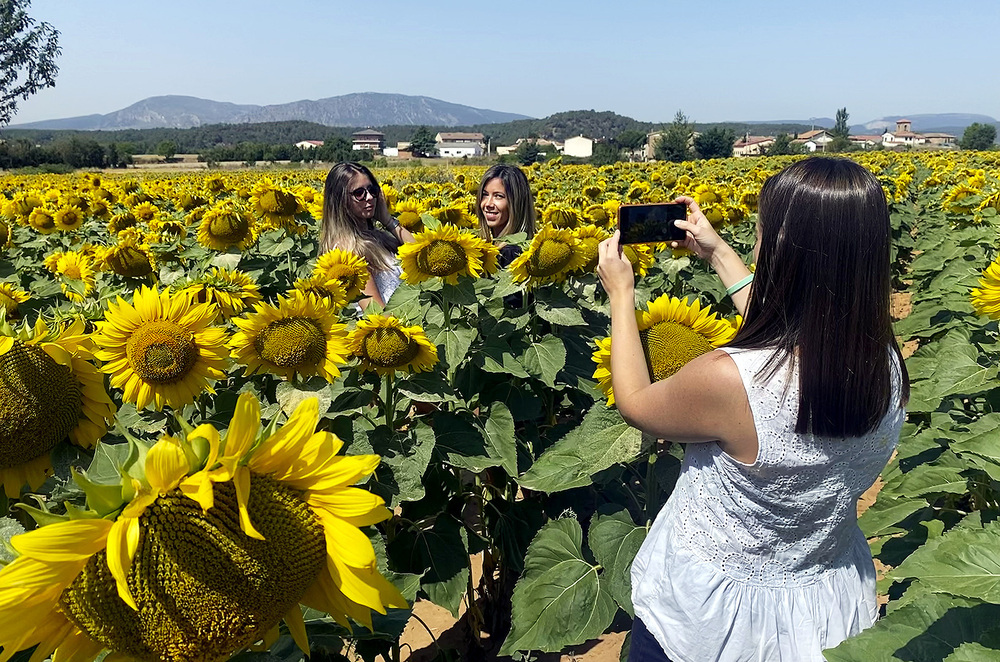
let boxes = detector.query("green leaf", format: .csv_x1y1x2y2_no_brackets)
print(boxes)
0,517,25,565
395,370,462,405
952,414,1000,462
519,335,567,388
588,507,648,617
476,336,530,378
500,517,617,656
275,377,332,418
519,405,644,493
484,403,518,477
823,593,1000,662
431,411,498,473
430,325,477,372
890,519,1000,603
859,497,928,538
387,515,469,618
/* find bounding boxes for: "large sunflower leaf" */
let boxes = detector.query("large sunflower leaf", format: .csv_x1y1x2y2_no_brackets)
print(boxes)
386,515,469,618
588,506,648,617
519,404,644,493
0,517,25,565
484,402,518,477
366,421,436,506
889,519,1000,603
823,594,1000,662
431,410,499,473
519,335,567,388
430,324,477,373
500,517,617,656
276,377,332,417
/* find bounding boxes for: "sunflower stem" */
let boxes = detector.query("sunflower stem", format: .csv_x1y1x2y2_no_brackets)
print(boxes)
383,372,396,429
645,447,658,526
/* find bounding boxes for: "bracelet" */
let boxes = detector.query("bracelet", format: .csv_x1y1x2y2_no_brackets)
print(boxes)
726,273,754,297
383,217,401,232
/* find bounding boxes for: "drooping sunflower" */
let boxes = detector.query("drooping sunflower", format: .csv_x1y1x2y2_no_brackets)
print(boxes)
0,317,116,498
542,205,580,229
573,225,611,272
348,314,438,376
623,242,656,278
394,198,425,233
93,286,228,411
0,392,407,662
183,267,263,320
591,295,737,406
971,257,1000,320
250,178,304,228
101,229,156,278
28,207,58,234
291,275,350,312
230,290,350,383
197,202,257,251
0,282,29,318
508,225,588,288
313,249,370,301
398,225,499,285
0,219,10,249
107,211,138,234
431,204,477,228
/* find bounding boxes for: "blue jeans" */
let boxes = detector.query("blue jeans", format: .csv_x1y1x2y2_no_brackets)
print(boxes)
628,618,675,662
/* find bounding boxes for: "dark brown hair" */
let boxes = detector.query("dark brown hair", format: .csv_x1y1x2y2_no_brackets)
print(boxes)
728,157,909,436
474,164,537,241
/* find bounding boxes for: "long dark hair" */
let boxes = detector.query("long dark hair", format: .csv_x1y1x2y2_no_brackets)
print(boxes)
319,162,399,270
728,157,909,437
474,164,537,240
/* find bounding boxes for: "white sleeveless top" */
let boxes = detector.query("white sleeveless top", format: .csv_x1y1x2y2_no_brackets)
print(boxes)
371,264,403,304
631,347,905,662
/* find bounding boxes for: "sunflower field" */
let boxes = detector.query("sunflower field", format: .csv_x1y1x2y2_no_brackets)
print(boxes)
0,151,999,662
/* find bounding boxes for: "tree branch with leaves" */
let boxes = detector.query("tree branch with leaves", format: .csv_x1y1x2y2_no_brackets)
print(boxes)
0,0,61,127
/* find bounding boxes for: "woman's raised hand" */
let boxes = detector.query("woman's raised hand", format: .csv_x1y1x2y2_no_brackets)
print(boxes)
672,196,728,263
597,230,635,302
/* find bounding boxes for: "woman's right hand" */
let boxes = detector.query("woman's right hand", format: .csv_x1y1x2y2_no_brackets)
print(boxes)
672,196,729,264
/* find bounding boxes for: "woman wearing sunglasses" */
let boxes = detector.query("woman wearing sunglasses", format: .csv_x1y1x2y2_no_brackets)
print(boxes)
319,162,414,307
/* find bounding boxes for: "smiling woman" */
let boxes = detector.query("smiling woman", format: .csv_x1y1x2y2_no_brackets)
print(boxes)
474,164,537,265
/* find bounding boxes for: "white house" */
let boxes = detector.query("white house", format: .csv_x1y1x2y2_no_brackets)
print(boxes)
437,142,483,158
563,135,594,158
295,140,324,149
434,132,484,145
733,136,775,157
352,129,385,152
792,129,835,152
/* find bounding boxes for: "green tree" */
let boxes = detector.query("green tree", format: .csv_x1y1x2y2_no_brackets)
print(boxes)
514,140,541,165
156,140,177,160
589,141,622,166
0,0,61,126
654,111,692,163
832,107,850,139
614,129,647,161
766,133,803,156
409,125,437,157
693,127,736,159
960,123,997,150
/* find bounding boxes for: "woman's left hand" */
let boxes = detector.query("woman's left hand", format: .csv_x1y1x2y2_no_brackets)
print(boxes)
597,230,634,302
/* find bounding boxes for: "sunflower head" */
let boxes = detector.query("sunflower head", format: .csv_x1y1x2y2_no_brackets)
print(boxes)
398,224,499,285
348,314,439,376
542,205,580,229
102,231,156,278
0,283,29,318
431,204,477,228
313,249,370,301
251,179,302,220
591,295,736,406
972,257,1000,320
573,225,610,272
28,207,57,234
184,267,263,320
395,199,425,233
230,290,350,382
197,202,256,251
291,275,349,312
508,225,588,287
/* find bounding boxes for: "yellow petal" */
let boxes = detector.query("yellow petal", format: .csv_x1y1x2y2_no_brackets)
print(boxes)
249,398,319,474
145,436,190,492
235,466,264,540
179,474,215,512
106,517,139,610
11,518,112,561
284,604,309,655
189,423,221,469
225,392,261,460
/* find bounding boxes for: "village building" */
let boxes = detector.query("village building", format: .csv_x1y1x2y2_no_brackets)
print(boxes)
436,141,483,158
434,132,484,145
792,129,835,152
495,138,563,156
351,129,385,153
881,119,957,149
733,136,775,157
563,135,594,158
294,140,324,149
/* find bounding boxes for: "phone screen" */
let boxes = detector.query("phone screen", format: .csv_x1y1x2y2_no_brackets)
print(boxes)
618,203,688,244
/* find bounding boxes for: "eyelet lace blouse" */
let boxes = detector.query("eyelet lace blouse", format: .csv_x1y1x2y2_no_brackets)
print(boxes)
631,346,905,662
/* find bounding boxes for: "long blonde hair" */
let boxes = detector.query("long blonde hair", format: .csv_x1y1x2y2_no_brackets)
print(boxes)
319,162,399,271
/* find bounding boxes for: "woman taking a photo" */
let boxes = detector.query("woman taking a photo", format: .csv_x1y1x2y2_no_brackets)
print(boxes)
474,164,537,266
319,162,414,307
597,157,908,661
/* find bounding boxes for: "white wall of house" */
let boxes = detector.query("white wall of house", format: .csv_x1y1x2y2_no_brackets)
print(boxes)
563,136,594,158
437,143,482,158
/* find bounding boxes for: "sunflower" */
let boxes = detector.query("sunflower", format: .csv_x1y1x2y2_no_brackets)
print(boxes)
591,295,737,406
101,230,156,278
971,257,1000,320
541,205,580,229
197,202,257,251
0,318,115,498
0,392,406,662
398,225,499,285
0,219,10,248
431,204,477,228
394,198,425,233
28,207,58,234
184,267,263,320
251,178,303,224
348,314,439,376
230,290,350,383
93,286,228,411
508,225,588,287
53,252,97,303
573,225,611,272
291,275,350,312
313,249,370,301
623,243,656,278
108,211,138,234
6,190,44,222
54,205,85,231
0,282,29,318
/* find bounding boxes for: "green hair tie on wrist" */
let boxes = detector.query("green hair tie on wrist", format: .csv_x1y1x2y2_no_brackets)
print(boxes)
726,273,754,297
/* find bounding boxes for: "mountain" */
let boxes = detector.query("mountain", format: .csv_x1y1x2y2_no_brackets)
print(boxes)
10,93,533,130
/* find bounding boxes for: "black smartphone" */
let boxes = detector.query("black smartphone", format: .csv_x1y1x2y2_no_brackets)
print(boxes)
618,203,688,244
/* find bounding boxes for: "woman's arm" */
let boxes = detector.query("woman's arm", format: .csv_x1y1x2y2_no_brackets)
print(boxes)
358,269,386,311
597,231,756,456
672,196,753,316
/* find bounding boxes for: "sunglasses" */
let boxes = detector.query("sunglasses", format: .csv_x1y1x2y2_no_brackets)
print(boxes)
349,184,380,201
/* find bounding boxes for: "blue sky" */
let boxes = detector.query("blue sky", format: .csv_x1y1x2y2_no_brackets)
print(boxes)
11,0,1000,126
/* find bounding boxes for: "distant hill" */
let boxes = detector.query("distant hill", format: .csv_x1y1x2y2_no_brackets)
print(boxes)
860,113,998,135
9,93,533,130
